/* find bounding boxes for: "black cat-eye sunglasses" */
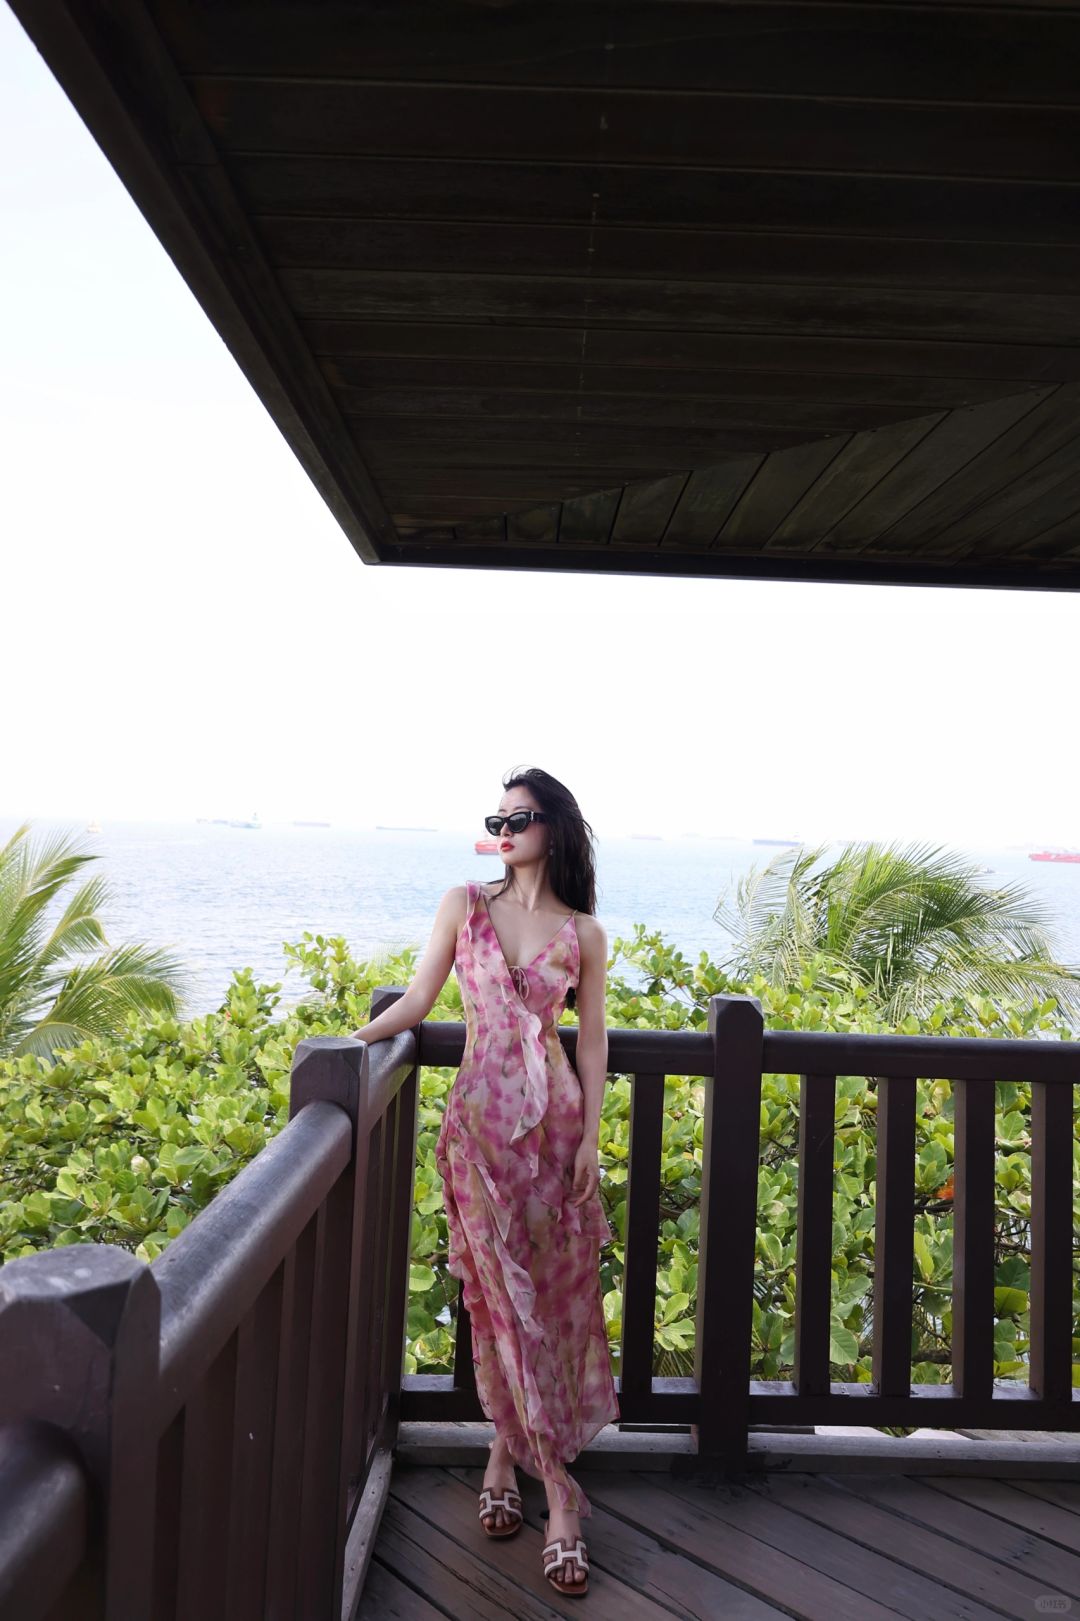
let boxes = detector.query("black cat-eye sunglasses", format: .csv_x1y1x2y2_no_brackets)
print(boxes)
484,810,548,837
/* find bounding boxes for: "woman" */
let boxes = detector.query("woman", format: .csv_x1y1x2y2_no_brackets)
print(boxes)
351,766,618,1596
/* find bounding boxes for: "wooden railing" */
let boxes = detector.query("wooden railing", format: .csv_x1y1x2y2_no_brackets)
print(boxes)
410,996,1079,1445
0,988,419,1621
1,991,1076,1617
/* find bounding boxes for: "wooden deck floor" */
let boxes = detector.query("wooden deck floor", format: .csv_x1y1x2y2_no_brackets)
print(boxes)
358,1460,1080,1619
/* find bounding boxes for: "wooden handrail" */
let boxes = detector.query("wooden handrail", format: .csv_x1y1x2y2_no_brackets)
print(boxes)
0,996,421,1620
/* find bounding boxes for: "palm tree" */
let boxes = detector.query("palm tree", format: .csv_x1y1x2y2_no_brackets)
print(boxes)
0,821,192,1061
714,841,1080,1022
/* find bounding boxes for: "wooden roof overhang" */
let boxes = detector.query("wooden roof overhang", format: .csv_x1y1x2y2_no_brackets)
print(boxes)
13,0,1080,590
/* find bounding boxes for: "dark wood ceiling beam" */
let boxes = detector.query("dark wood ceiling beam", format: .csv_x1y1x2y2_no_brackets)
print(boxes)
256,216,1080,296
327,359,1042,412
231,156,1080,243
305,322,1080,383
346,393,931,437
351,420,823,458
191,77,1080,183
149,2,1080,106
279,270,1080,346
373,536,1080,593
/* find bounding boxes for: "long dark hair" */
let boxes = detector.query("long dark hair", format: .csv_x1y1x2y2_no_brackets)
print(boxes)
488,765,598,1011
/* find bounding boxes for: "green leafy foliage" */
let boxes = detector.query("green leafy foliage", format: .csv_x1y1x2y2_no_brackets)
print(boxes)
2,927,1077,1410
0,821,192,1060
715,841,1080,1023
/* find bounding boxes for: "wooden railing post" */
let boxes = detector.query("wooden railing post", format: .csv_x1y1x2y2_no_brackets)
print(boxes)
0,1244,160,1615
369,987,421,1443
696,994,764,1468
289,1035,370,1620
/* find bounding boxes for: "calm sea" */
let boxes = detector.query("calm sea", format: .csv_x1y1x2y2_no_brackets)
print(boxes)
4,818,1080,1018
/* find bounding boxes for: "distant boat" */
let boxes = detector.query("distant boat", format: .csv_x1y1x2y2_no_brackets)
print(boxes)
475,837,501,853
630,832,662,840
375,824,437,831
1030,849,1080,863
292,819,331,827
228,811,262,829
86,816,102,833
754,836,801,846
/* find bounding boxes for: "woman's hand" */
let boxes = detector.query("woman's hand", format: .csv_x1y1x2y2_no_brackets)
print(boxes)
570,1137,601,1205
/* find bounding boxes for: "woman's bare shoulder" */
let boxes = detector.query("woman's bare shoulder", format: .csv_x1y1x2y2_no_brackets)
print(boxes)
574,911,607,954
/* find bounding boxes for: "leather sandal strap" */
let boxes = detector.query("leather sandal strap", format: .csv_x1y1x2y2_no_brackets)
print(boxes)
543,1536,589,1572
478,1488,522,1516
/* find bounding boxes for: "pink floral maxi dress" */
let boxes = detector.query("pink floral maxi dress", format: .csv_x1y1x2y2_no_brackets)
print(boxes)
434,879,619,1517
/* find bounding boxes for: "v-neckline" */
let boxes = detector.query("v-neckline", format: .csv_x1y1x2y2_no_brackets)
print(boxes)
480,886,576,977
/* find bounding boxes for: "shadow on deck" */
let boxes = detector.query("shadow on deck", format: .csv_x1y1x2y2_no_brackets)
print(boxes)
363,1453,1080,1620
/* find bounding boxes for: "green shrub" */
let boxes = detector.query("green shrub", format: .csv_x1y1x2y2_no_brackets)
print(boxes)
2,929,1077,1397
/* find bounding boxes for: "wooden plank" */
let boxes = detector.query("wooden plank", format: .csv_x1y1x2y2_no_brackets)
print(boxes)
943,464,1080,563
325,355,1027,411
874,385,1080,553
661,458,762,548
381,1470,670,1617
795,1077,836,1398
950,1082,995,1405
351,417,824,457
699,998,764,1463
656,1473,1009,1621
959,468,1080,562
716,438,849,548
262,216,1080,295
307,321,1080,383
1003,1478,1080,1516
153,3,1080,104
830,1476,1080,1594
753,1473,1073,1619
370,462,679,494
558,488,622,546
1008,506,1080,563
235,157,1080,244
390,497,525,521
609,474,688,546
619,1075,666,1398
356,1556,446,1620
507,504,561,545
919,1477,1080,1557
453,515,506,545
818,392,1052,553
1029,1081,1076,1407
765,414,943,551
281,269,1080,345
194,78,1080,183
377,535,1080,590
337,384,926,435
583,1473,905,1621
871,1078,916,1399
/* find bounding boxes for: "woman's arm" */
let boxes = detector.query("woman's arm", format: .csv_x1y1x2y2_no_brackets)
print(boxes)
569,914,609,1204
349,885,465,1045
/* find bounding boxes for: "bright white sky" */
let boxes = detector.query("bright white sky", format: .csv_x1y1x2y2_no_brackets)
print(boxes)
2,9,1077,844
